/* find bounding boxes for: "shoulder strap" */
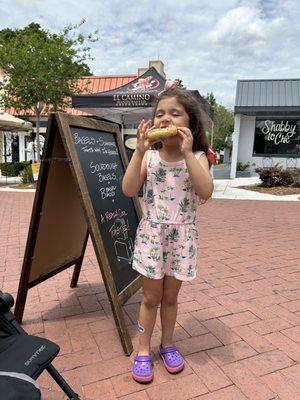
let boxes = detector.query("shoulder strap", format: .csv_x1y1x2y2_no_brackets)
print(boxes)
146,150,151,168
147,150,156,168
194,150,205,160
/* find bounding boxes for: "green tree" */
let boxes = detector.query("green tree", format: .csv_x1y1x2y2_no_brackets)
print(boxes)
205,92,217,107
0,20,98,161
204,93,234,152
212,103,234,151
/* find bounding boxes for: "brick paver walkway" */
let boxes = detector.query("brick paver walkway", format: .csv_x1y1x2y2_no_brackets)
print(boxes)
0,191,299,399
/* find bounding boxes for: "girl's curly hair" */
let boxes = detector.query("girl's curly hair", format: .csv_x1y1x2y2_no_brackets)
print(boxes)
151,88,210,159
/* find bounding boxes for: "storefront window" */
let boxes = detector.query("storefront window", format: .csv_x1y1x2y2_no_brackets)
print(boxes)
253,119,300,157
11,134,19,162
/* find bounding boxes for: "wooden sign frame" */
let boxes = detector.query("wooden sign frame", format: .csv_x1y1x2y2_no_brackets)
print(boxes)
15,112,142,355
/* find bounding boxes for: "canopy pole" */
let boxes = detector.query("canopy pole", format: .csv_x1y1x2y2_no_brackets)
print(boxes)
121,115,124,141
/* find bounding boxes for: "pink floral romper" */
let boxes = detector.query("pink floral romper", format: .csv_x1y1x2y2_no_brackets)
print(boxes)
132,150,204,281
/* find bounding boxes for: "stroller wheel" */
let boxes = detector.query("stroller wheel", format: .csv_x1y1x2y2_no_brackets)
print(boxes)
0,292,15,311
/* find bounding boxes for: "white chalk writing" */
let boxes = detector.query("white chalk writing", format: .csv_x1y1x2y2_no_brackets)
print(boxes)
261,120,297,145
99,186,116,199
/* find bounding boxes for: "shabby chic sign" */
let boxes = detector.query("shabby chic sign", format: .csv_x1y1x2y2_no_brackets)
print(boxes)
261,120,297,145
253,119,300,156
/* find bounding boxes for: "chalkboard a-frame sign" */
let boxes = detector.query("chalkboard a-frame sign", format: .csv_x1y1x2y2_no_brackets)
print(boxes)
14,112,142,355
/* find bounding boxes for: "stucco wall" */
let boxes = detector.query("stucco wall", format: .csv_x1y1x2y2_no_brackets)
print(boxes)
238,115,255,164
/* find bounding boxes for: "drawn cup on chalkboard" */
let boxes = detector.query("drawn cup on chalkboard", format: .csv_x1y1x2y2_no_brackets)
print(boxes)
110,218,134,263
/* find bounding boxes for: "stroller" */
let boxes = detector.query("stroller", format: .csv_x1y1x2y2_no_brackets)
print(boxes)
0,291,80,399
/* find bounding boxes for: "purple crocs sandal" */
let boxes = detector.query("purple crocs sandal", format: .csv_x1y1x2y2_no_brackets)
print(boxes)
159,344,184,373
132,354,153,383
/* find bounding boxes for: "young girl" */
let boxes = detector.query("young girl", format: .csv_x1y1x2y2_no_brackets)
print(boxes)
122,87,214,383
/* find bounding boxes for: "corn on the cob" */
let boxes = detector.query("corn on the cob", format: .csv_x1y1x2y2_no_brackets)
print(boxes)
147,126,178,141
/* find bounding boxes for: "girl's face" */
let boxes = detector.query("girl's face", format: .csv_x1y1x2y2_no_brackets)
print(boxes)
153,96,190,130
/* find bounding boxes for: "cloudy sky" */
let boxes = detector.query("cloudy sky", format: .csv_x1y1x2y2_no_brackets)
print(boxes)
1,0,299,109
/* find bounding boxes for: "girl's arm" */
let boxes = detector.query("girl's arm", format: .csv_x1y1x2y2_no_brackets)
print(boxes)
178,127,213,200
184,152,213,200
122,119,152,197
122,150,147,197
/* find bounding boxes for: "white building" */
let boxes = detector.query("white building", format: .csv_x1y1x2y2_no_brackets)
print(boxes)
231,79,300,178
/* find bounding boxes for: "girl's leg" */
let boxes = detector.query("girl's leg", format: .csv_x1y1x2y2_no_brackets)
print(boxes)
160,276,182,347
137,276,164,355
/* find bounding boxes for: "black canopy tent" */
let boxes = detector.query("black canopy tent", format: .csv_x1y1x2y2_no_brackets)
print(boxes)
72,67,165,125
72,67,212,125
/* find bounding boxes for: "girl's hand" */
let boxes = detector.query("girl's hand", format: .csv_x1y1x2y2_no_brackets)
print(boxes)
178,127,194,156
135,119,153,156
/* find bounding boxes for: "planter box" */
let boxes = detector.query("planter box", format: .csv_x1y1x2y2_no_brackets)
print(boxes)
236,170,251,177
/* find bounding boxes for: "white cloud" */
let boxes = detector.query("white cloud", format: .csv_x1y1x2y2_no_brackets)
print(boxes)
207,7,275,55
0,0,299,109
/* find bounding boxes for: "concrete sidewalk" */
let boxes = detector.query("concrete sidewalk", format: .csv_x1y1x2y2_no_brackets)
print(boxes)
212,177,300,201
0,191,299,399
0,175,21,186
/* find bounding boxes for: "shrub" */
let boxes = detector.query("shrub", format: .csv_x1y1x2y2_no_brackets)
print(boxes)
255,164,299,187
288,168,300,187
20,164,34,184
0,161,29,177
237,162,250,171
279,169,295,186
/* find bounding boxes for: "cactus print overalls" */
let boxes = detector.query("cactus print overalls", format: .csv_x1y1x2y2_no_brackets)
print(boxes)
132,150,204,281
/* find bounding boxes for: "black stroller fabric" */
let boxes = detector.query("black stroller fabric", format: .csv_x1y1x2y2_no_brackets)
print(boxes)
0,331,59,399
0,374,41,400
0,292,80,399
0,332,59,378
